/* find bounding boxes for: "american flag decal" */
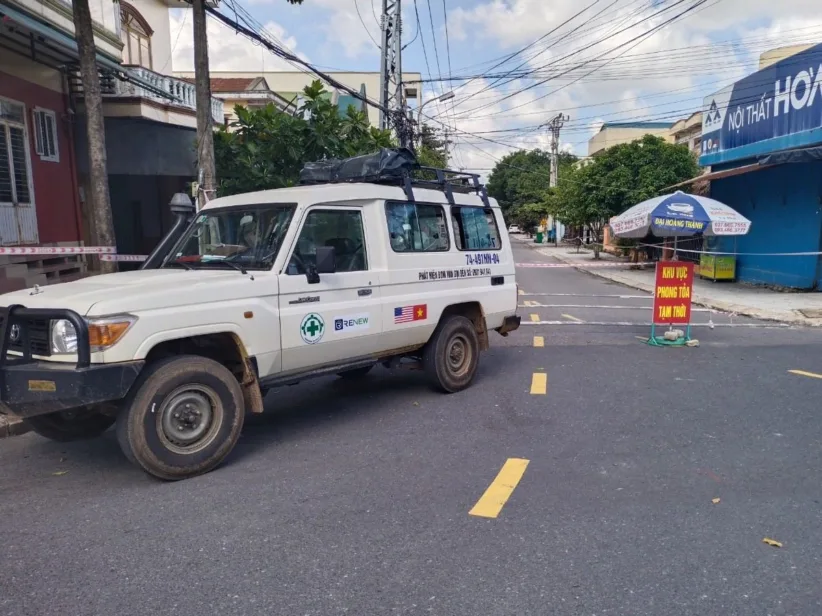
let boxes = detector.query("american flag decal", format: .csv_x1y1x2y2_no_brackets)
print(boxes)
394,304,427,324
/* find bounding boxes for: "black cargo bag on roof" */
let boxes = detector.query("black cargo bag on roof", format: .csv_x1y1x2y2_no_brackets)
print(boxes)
299,147,419,184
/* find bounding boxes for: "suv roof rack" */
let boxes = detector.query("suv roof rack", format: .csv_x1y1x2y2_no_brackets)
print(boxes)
298,148,491,208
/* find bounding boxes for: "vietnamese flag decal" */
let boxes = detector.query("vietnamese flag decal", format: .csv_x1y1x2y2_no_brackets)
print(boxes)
414,304,427,321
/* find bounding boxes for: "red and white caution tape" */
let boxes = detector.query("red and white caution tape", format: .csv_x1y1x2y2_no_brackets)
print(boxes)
516,262,654,268
0,246,116,255
100,254,149,262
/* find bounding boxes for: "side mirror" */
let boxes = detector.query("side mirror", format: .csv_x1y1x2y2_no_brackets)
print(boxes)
315,246,336,274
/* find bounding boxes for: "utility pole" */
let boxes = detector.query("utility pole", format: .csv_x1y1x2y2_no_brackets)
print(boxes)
547,113,568,246
379,0,408,145
72,0,116,273
192,0,216,209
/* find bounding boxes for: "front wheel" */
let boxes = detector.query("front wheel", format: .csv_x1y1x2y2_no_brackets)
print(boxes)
25,407,115,442
116,355,245,481
423,315,480,393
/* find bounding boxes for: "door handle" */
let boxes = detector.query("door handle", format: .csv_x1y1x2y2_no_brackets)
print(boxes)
358,289,372,297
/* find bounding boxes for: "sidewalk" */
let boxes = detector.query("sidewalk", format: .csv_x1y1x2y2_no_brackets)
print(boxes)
517,238,822,326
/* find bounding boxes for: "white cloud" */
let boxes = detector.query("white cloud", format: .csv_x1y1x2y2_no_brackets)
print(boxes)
311,0,382,59
169,9,303,72
441,0,822,174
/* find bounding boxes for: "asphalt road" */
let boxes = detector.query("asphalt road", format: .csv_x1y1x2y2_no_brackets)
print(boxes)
2,241,822,616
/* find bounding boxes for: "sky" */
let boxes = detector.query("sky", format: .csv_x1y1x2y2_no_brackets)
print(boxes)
169,0,822,175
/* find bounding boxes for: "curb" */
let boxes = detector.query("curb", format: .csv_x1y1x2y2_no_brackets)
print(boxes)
0,415,31,439
515,239,821,327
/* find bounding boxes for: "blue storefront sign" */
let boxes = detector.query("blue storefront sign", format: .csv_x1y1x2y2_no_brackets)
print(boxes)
700,43,822,166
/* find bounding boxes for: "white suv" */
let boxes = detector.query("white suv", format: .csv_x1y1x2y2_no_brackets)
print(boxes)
0,159,520,479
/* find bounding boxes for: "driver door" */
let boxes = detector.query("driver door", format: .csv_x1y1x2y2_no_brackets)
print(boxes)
278,206,382,373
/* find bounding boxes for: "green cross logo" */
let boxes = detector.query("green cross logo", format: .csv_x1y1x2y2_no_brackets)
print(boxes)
300,313,325,344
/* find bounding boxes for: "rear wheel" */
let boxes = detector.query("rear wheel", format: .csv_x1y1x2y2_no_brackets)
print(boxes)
25,407,115,442
423,315,480,393
337,365,374,380
116,355,245,481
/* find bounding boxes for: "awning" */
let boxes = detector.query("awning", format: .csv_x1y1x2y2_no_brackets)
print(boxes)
0,3,175,100
664,162,776,191
759,145,822,165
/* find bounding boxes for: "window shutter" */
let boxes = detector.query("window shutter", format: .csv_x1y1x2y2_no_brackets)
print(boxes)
33,110,44,156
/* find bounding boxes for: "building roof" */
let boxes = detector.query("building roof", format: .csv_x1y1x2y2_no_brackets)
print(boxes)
600,121,675,131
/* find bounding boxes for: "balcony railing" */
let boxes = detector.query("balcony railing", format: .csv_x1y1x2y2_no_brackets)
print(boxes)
115,67,223,123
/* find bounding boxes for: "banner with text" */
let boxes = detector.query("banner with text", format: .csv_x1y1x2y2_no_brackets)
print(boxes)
653,262,694,324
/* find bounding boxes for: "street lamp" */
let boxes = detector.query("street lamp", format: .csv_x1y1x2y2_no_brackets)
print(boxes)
417,91,455,145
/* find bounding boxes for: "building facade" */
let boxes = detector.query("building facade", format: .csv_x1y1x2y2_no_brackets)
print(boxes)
700,42,822,289
0,0,126,289
175,70,422,127
587,122,674,157
670,112,702,155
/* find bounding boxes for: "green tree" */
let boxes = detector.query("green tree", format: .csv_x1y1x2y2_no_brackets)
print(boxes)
552,135,700,241
214,81,394,196
416,123,449,169
487,150,577,219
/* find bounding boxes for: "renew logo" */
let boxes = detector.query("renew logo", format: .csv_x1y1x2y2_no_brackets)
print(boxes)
334,314,370,333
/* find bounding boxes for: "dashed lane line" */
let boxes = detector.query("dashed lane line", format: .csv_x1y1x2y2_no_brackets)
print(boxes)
530,373,547,395
533,336,545,347
530,314,540,323
561,313,584,323
469,458,531,519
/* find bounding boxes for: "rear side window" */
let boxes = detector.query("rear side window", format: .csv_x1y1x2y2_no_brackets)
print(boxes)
385,202,449,252
451,206,501,251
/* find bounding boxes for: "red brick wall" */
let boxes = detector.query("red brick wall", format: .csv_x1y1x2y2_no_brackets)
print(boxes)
0,69,82,245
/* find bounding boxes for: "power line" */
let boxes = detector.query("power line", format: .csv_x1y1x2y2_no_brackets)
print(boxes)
204,1,389,115
355,0,380,48
449,0,704,120
453,0,715,121
443,0,609,112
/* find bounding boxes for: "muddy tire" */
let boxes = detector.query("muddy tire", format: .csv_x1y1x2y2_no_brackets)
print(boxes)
25,408,115,442
337,365,374,380
116,355,245,481
423,315,480,393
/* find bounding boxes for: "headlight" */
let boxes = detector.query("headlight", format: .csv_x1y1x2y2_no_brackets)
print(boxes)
50,319,78,354
50,315,137,355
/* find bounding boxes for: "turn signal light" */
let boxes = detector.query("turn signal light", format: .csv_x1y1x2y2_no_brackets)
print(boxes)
88,319,134,351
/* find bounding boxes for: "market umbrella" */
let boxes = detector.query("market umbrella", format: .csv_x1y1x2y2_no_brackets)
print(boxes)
608,191,751,238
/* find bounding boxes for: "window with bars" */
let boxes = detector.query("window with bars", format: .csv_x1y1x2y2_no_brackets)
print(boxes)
0,100,32,206
32,108,59,162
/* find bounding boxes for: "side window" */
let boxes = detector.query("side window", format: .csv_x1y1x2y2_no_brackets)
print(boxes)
287,209,367,274
451,206,501,251
385,201,449,252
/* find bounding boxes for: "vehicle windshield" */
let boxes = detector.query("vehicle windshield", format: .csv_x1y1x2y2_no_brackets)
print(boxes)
165,204,295,270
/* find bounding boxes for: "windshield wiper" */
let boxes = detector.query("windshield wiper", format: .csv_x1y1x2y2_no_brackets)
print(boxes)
207,260,248,275
163,259,193,271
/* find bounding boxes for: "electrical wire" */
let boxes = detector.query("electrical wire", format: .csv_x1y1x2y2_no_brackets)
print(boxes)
452,0,716,122
354,0,381,48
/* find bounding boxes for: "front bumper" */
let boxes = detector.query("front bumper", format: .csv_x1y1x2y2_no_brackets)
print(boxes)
0,359,144,418
0,305,143,419
496,315,521,336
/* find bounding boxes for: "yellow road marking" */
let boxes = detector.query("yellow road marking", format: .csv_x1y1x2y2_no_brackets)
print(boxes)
533,336,545,347
530,313,540,322
530,372,547,394
518,289,525,295
561,313,583,323
469,458,530,519
789,369,822,380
